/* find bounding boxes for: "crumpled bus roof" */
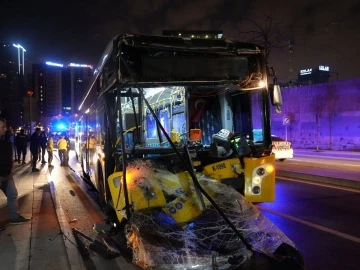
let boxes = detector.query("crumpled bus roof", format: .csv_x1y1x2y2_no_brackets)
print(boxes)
79,34,264,111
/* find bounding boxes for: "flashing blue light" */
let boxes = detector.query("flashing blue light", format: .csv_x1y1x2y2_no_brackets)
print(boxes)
57,123,66,130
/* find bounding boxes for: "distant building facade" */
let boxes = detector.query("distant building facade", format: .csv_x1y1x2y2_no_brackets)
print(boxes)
271,78,360,151
31,62,92,127
0,43,26,127
297,65,331,85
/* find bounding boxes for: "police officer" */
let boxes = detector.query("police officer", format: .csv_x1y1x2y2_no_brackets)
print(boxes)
57,135,68,166
15,129,28,164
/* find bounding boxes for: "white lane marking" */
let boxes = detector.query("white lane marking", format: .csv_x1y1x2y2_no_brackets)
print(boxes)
295,154,360,161
257,205,360,244
289,158,359,167
278,176,360,193
291,159,360,167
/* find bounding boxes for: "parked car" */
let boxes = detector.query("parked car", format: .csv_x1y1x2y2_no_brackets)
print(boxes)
271,135,293,161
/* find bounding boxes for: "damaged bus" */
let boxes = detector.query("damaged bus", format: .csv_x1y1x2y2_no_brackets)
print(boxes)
75,34,303,269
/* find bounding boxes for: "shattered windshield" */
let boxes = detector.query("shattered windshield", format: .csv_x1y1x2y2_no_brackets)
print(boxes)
111,160,295,269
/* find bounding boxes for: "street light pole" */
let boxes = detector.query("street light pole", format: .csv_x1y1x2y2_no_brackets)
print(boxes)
12,44,26,76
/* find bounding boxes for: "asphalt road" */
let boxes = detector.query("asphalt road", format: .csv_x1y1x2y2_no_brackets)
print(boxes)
56,149,360,270
284,150,360,173
259,178,360,270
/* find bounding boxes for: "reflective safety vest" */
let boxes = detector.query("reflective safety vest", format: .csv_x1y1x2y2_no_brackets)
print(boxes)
57,138,68,150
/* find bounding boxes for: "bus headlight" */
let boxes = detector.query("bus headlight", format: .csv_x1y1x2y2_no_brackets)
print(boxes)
253,176,261,185
265,164,274,174
256,167,265,176
252,186,261,194
259,81,266,88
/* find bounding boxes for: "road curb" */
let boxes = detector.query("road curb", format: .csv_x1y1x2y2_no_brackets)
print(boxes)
276,170,360,190
48,177,84,269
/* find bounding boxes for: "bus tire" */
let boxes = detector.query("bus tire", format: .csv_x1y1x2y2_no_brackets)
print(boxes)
97,162,111,214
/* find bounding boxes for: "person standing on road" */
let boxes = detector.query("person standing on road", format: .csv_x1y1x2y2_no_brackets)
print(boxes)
87,135,97,160
64,135,71,166
30,128,41,172
0,117,31,225
12,129,19,162
39,128,49,164
15,129,28,164
47,134,54,167
57,135,68,166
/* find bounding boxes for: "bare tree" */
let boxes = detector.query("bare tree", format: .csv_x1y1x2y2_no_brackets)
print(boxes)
235,11,291,61
311,94,326,151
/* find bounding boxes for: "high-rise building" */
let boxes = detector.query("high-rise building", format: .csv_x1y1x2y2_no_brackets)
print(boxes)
0,43,26,127
63,64,92,118
31,62,93,127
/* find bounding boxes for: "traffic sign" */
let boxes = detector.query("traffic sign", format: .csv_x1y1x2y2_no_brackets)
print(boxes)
283,116,290,125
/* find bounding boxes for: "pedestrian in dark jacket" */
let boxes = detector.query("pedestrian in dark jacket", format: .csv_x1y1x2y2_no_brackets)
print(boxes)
30,128,41,172
39,128,49,164
0,117,31,225
15,129,28,164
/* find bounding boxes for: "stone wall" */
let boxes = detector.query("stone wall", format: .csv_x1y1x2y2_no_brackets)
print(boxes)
270,78,360,151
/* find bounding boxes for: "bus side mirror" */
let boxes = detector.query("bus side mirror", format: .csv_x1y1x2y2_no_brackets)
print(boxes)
269,84,283,114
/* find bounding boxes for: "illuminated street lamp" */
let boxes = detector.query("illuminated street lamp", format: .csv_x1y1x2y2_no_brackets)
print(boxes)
13,44,26,75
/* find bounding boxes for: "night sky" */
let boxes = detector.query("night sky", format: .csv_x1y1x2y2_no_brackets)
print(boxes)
2,0,360,83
